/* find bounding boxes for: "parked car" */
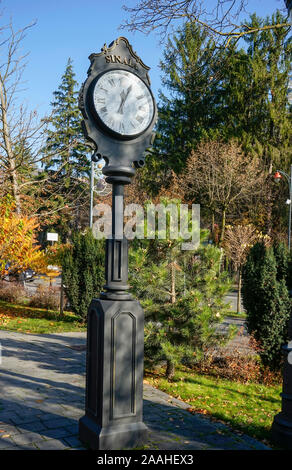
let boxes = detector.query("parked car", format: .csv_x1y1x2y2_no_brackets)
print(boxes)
4,263,36,282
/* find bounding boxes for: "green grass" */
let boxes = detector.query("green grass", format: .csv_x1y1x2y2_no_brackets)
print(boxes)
224,311,247,319
0,300,86,334
145,366,281,446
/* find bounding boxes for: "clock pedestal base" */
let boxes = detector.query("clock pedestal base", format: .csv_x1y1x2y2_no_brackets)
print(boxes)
78,298,148,450
79,417,148,451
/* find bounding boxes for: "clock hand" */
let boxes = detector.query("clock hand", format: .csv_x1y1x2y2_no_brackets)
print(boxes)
118,85,132,114
118,91,126,114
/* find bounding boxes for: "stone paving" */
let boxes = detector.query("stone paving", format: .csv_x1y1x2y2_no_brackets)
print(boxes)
0,330,270,450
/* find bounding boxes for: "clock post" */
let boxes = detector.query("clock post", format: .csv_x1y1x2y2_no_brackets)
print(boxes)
78,37,157,450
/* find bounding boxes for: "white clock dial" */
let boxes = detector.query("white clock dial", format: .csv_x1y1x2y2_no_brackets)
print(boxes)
92,69,154,137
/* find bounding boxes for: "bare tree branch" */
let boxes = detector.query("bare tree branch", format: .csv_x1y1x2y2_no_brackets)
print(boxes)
121,0,289,44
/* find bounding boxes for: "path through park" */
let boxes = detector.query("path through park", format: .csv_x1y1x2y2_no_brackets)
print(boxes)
0,330,269,450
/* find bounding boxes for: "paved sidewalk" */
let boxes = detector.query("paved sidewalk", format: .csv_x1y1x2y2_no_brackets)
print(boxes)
0,330,269,450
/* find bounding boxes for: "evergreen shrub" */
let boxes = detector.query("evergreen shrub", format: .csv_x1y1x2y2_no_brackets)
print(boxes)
61,230,105,321
242,242,291,370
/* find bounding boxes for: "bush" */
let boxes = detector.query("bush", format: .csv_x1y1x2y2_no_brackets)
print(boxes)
0,281,27,304
61,230,105,321
193,347,282,385
29,285,60,310
194,350,262,383
242,242,291,371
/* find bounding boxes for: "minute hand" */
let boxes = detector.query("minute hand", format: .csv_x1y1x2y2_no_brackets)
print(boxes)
117,85,132,114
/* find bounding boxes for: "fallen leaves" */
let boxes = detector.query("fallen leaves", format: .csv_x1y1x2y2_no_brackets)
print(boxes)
186,407,210,416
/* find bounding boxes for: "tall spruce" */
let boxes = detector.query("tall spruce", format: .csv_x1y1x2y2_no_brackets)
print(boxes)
151,22,224,177
43,59,91,238
221,12,292,169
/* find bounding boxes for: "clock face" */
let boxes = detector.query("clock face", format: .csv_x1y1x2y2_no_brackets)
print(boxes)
92,69,154,138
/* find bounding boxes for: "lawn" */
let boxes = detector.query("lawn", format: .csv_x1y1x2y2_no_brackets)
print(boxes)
145,366,282,447
0,300,86,334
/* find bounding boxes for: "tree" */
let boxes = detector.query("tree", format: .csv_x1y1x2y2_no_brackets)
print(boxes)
0,195,47,279
220,12,292,169
223,224,269,313
183,140,265,243
61,230,105,320
0,22,52,215
42,58,91,239
129,201,232,379
142,14,291,199
242,242,291,370
121,0,290,44
149,22,225,177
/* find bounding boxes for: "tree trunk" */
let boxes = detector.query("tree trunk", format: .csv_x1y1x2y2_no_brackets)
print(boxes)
0,81,21,213
171,262,176,304
166,360,175,380
265,161,273,237
237,268,242,314
220,208,226,244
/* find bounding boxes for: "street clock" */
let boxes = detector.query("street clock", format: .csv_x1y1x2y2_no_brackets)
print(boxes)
79,37,156,451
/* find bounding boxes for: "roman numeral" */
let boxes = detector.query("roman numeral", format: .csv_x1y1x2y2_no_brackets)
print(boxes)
135,115,144,124
96,97,105,104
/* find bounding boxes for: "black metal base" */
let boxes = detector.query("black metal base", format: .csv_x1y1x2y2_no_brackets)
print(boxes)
78,298,147,450
79,415,148,450
272,412,292,449
271,343,292,449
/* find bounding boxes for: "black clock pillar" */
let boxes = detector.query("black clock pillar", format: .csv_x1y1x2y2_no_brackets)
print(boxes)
78,38,157,450
79,174,147,450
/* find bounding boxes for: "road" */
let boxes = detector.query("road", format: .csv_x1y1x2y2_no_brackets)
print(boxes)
225,288,244,314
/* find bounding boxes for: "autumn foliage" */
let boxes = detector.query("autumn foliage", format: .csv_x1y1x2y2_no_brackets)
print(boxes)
0,196,47,279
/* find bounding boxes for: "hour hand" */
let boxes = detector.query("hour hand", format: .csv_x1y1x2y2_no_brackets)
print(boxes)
118,92,126,114
118,86,132,114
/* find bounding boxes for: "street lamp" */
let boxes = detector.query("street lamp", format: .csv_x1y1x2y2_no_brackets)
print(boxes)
273,165,292,251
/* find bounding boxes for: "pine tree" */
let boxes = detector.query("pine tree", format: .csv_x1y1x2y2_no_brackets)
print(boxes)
129,201,232,378
43,58,91,238
242,242,291,370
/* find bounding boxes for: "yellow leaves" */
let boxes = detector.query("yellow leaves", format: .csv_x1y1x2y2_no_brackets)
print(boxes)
0,196,48,277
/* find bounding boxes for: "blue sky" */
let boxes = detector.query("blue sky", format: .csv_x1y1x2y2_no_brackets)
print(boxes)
1,0,288,117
